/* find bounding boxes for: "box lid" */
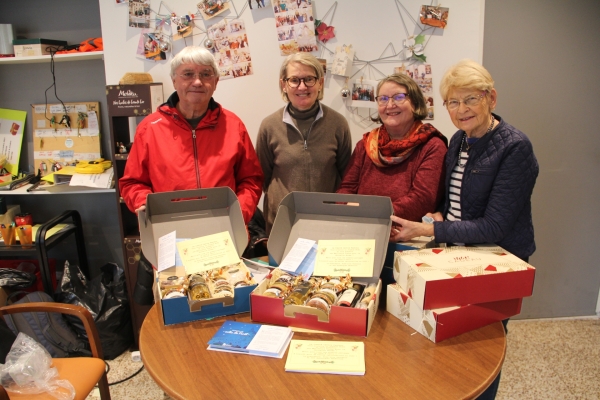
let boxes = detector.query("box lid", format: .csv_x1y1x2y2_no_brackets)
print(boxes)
13,38,67,46
268,191,392,279
138,187,247,267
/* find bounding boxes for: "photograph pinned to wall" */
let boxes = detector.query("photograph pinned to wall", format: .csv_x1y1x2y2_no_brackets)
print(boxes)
419,5,449,29
172,15,194,41
247,0,271,11
140,31,169,61
350,79,378,109
274,0,317,55
197,0,231,20
207,19,253,80
128,0,151,28
331,44,354,77
395,63,434,119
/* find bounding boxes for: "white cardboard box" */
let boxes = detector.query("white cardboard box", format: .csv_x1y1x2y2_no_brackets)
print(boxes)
386,283,522,342
250,191,392,336
393,246,535,309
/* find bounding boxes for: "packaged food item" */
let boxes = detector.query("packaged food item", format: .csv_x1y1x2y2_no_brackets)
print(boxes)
189,274,211,300
336,283,365,307
357,283,377,309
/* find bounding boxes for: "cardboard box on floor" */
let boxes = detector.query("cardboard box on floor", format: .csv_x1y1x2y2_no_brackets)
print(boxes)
250,191,392,336
138,187,256,326
386,283,522,343
393,246,535,310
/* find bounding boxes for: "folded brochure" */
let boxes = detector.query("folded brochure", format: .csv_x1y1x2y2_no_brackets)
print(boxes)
207,320,293,358
285,340,365,375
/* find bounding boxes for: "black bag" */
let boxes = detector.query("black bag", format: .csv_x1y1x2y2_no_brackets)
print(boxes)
2,291,91,358
56,262,133,360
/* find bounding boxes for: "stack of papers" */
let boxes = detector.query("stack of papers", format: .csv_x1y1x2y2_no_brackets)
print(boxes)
207,320,293,358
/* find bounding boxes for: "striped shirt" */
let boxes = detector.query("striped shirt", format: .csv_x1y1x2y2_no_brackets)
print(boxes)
447,149,468,222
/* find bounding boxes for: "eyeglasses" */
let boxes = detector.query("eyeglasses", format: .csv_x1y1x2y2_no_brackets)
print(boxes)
444,92,486,110
178,71,216,82
284,76,318,88
375,93,409,106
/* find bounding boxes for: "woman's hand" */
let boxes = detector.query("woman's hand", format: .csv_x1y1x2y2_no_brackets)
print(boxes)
135,205,146,214
425,211,444,222
389,215,435,242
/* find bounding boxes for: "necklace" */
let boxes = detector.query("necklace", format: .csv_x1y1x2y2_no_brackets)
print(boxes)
457,115,495,167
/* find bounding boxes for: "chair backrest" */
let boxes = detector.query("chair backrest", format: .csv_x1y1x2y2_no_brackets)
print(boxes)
3,291,91,358
0,302,111,400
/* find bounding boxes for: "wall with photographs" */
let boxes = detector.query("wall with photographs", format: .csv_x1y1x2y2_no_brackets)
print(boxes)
99,0,485,146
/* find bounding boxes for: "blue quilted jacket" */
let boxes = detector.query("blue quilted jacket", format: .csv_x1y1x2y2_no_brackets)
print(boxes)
434,114,539,259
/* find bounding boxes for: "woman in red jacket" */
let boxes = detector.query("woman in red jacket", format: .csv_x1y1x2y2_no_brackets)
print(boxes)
337,73,447,222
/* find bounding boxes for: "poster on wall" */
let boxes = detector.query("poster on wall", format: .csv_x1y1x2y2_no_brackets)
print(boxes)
350,79,378,109
0,108,26,176
128,0,150,28
207,19,253,80
395,63,434,119
274,0,317,55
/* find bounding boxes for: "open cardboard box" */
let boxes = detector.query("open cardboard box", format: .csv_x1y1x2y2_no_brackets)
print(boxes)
138,187,256,326
387,283,522,342
250,192,392,336
393,246,536,310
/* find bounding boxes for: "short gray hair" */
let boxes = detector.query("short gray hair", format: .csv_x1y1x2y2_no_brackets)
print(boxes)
439,59,494,100
170,46,219,78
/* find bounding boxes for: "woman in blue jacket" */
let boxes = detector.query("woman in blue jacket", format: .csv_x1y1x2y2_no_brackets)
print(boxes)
390,59,538,400
390,59,538,261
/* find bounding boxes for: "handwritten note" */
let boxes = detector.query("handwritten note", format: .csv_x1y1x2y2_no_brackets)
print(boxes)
314,239,375,277
176,231,240,274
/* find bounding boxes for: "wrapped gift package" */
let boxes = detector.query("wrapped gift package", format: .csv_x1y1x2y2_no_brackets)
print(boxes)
138,187,256,326
386,283,522,342
393,246,535,310
250,191,392,336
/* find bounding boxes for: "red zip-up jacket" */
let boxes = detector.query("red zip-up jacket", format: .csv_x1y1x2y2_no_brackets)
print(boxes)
119,93,263,224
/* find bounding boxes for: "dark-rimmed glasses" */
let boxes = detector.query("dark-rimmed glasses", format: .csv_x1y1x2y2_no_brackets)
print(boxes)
375,93,409,106
284,76,318,88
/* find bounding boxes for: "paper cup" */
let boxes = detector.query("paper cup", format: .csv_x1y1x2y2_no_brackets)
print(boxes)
16,224,33,246
0,225,17,245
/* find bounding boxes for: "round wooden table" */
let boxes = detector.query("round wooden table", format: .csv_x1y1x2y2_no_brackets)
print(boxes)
140,304,505,400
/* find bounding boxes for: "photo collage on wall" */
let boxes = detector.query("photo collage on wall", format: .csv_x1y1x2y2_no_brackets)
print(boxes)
273,0,317,55
207,19,253,80
395,63,434,119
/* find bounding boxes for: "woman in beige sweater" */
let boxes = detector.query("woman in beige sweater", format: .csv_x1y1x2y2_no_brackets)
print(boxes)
256,53,352,234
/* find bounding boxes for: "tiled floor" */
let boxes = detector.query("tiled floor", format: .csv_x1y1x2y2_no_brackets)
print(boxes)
88,317,600,400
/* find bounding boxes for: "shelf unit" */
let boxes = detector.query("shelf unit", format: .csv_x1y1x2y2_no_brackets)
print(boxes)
0,210,89,294
0,51,104,64
106,83,164,348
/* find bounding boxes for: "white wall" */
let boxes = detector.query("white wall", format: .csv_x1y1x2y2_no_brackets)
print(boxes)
99,0,484,146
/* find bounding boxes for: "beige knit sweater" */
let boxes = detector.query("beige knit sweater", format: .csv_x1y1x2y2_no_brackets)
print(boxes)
256,103,352,234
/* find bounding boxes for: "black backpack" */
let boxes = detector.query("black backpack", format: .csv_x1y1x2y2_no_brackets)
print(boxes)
2,291,91,358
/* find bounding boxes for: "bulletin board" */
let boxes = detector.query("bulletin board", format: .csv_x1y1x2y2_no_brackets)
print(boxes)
31,102,102,177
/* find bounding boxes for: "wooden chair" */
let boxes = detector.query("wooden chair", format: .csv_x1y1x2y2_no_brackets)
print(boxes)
0,302,110,400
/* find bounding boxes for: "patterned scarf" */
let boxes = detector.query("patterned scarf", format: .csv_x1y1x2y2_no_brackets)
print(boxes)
364,121,447,167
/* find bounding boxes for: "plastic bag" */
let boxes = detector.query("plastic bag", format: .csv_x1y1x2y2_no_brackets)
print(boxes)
0,267,36,290
56,261,133,360
0,332,75,400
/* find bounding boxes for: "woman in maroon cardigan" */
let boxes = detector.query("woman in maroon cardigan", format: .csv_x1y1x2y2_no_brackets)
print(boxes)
337,74,447,221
